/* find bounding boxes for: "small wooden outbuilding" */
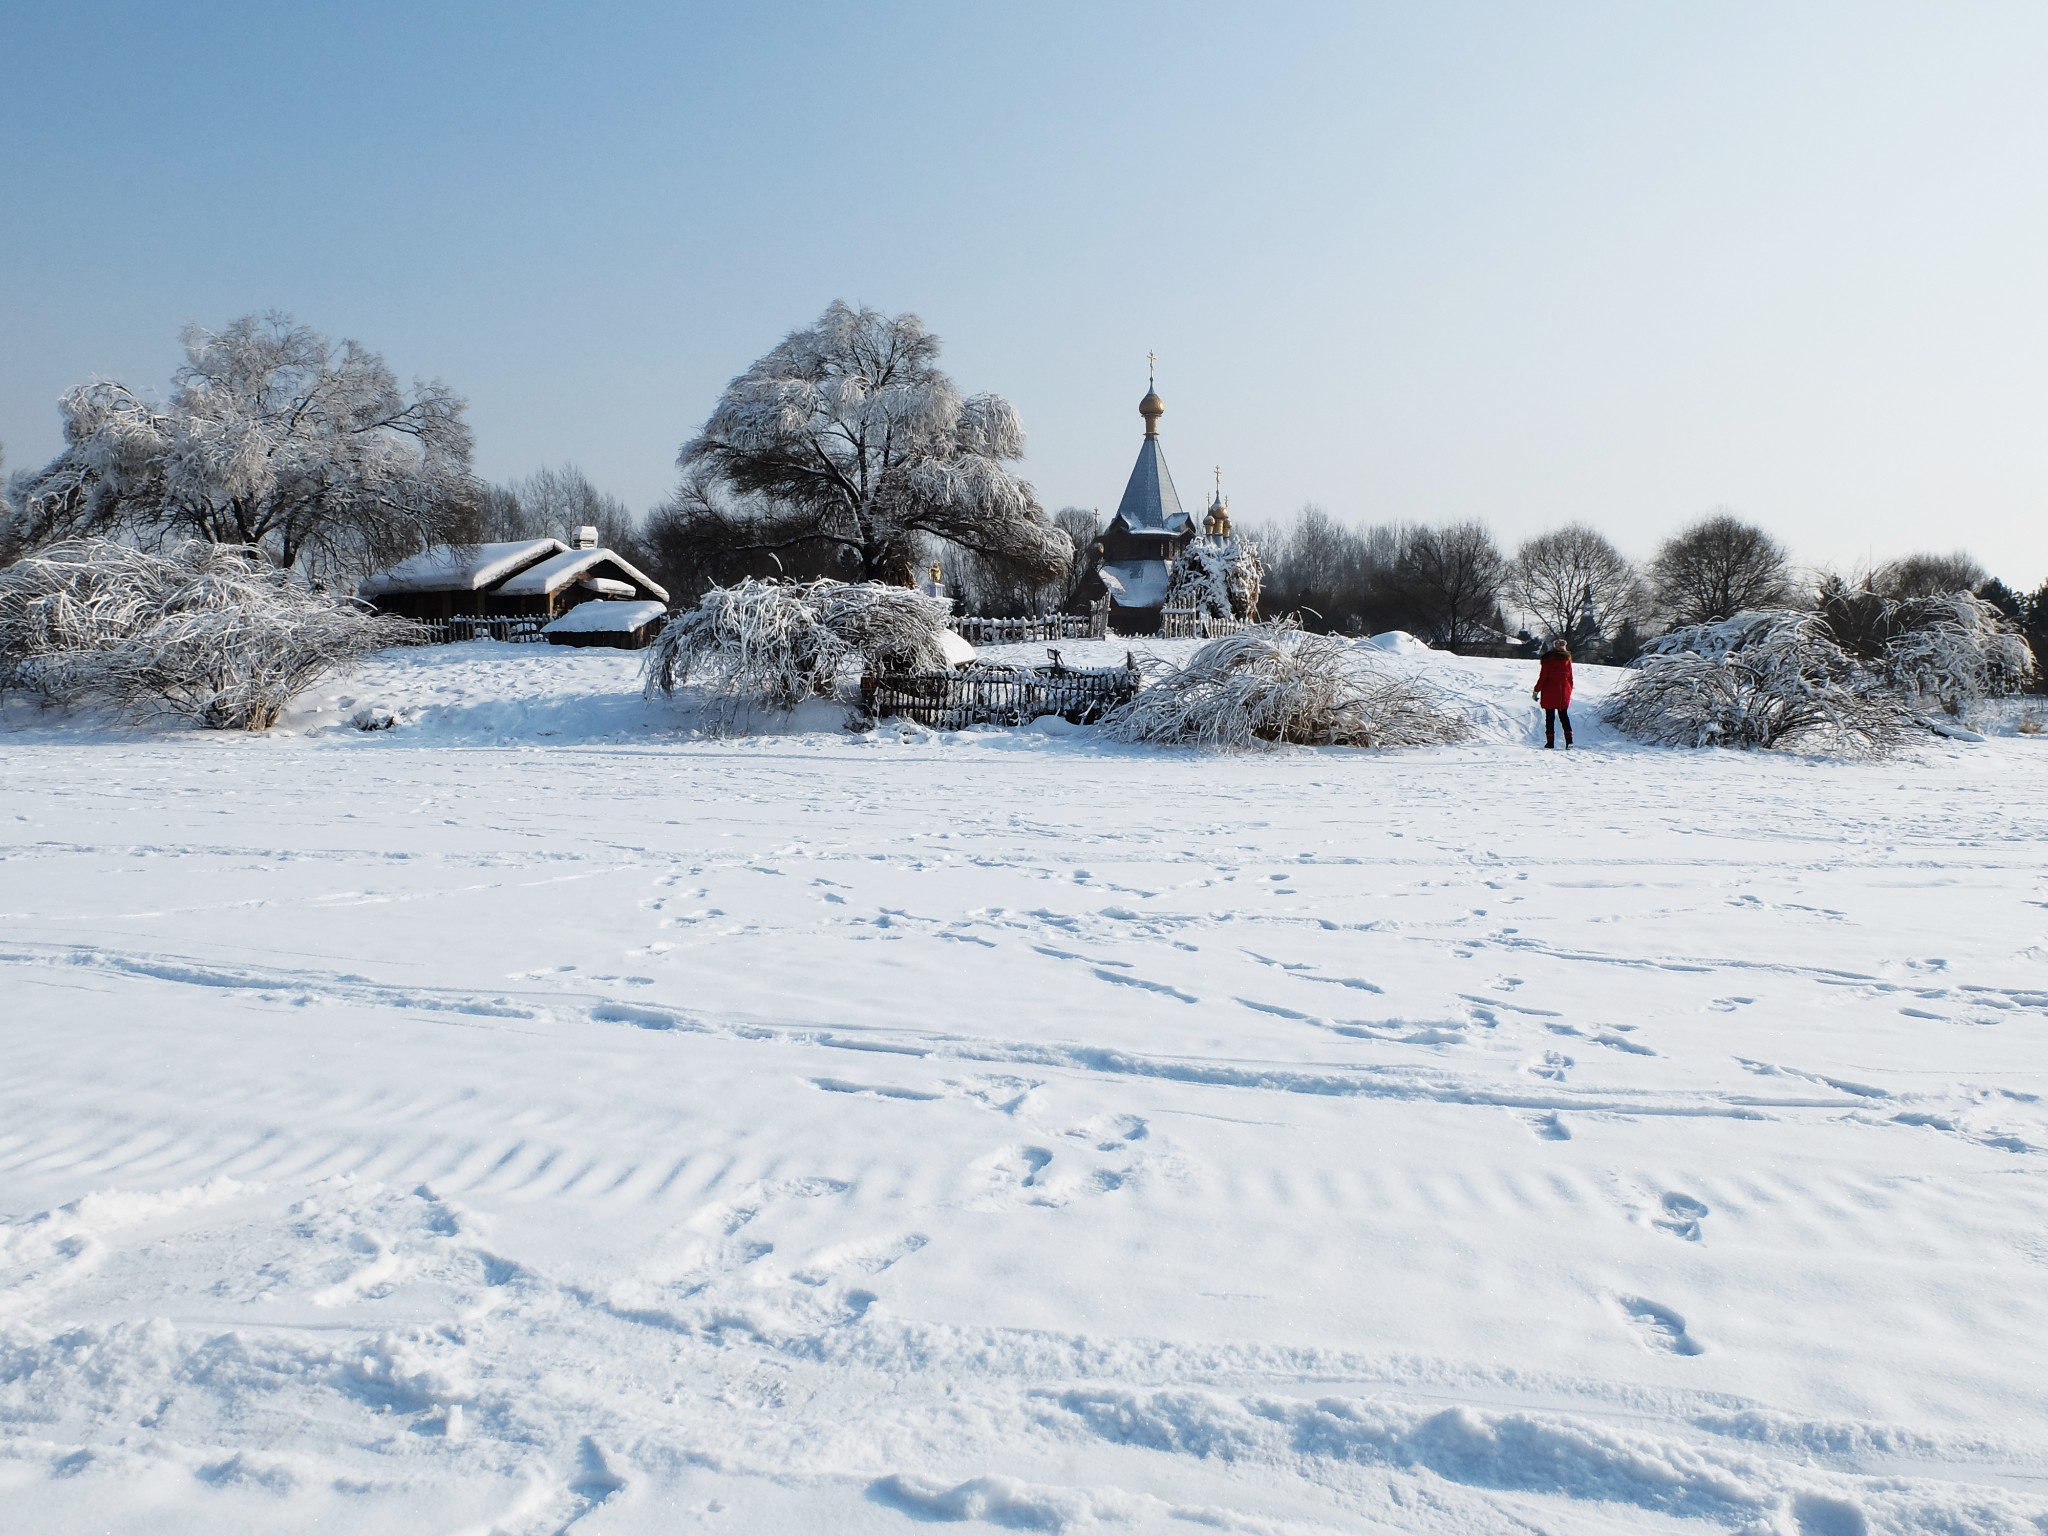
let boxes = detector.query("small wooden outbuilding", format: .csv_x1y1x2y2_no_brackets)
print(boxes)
542,599,668,650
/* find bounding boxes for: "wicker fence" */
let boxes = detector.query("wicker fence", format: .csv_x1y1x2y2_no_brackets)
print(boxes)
416,615,549,645
861,658,1140,730
1159,607,1254,640
951,604,1109,645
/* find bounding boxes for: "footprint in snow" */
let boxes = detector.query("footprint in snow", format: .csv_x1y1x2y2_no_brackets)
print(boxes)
1067,1113,1147,1151
1653,1192,1709,1241
1524,1111,1570,1141
969,1144,1095,1208
1527,1050,1573,1082
1617,1295,1703,1356
792,1233,929,1288
1789,1491,1870,1536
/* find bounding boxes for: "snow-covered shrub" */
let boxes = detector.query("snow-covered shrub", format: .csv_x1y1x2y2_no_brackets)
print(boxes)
1102,624,1468,749
1165,535,1262,620
1875,592,2034,714
1604,610,1912,755
0,539,417,730
644,578,952,718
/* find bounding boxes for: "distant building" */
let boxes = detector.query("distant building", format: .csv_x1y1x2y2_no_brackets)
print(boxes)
1073,380,1194,634
360,525,669,646
1072,374,1254,634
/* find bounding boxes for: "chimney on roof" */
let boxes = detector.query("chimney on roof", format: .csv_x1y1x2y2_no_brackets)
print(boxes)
571,525,599,550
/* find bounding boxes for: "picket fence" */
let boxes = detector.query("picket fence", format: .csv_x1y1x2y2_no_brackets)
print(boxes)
417,616,549,645
951,603,1109,645
1159,607,1254,640
861,658,1140,731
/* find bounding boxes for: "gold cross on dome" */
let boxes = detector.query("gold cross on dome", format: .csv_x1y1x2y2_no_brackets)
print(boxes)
1147,351,1157,387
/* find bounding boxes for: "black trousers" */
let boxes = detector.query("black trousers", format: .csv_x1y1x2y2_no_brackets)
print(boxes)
1545,707,1572,745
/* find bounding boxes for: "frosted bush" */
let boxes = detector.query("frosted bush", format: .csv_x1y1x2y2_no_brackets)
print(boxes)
1604,610,1912,755
0,539,417,730
1875,593,2034,714
1165,535,1262,620
1102,624,1468,750
644,578,952,719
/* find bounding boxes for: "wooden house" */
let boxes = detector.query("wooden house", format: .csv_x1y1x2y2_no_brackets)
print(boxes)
360,526,669,644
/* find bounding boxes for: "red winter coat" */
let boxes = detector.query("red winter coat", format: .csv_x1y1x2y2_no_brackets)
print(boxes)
1535,653,1574,709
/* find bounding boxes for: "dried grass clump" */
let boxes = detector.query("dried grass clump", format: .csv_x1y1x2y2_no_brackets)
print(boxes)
644,578,952,720
1102,624,1469,749
0,538,417,730
1604,610,1912,756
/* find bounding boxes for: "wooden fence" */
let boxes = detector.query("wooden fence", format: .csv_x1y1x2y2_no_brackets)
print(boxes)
951,601,1109,645
861,658,1140,730
416,615,549,645
1159,607,1254,640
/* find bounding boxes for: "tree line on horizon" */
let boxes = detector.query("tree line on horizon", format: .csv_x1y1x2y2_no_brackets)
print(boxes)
2,304,2044,683
1238,504,2048,668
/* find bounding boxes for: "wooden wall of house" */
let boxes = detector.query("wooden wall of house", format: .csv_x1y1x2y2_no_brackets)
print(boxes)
545,622,661,651
372,590,490,621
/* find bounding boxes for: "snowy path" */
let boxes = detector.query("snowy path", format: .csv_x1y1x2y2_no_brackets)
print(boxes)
4,647,2048,1532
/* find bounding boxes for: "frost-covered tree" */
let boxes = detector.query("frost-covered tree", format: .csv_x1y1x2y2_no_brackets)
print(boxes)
0,539,415,730
1604,610,1911,755
0,440,14,563
1165,535,1263,620
644,578,952,722
1649,513,1793,626
1815,575,2034,709
8,314,474,578
1875,592,2035,713
1103,624,1467,749
670,302,1068,589
1507,524,1640,654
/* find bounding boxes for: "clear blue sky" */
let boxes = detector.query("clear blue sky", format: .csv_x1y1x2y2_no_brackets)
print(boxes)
5,2,2046,580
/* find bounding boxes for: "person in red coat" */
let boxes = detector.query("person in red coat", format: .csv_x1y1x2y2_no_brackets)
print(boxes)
1532,639,1574,749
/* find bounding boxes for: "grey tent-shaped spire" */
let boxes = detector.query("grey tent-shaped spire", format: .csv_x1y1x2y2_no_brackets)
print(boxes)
1112,383,1191,535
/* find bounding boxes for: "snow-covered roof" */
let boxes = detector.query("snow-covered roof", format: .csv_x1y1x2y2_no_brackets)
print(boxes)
1112,435,1190,536
496,548,669,604
541,599,668,635
360,539,566,595
1099,559,1172,609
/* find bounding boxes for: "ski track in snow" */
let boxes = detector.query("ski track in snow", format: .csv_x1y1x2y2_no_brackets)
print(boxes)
2,642,2048,1533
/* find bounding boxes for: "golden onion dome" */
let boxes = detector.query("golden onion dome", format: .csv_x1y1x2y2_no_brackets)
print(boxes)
1138,388,1165,435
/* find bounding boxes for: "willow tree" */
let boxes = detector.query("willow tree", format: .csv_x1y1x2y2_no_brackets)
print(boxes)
8,313,474,577
669,301,1068,590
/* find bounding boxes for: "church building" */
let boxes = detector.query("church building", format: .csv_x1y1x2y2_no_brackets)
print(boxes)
1074,372,1241,635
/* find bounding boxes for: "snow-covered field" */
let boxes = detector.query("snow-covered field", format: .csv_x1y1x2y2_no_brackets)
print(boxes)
4,639,2047,1534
